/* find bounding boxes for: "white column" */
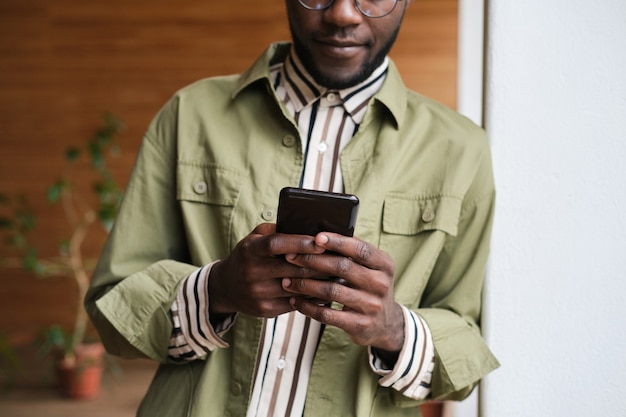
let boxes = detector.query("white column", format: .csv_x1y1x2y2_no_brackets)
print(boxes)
449,1,486,417
456,0,485,126
482,1,626,416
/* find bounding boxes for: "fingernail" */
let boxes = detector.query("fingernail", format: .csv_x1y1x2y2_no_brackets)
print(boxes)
317,234,329,244
283,278,291,288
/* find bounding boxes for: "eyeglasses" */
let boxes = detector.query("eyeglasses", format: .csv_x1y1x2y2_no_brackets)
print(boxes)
297,0,403,18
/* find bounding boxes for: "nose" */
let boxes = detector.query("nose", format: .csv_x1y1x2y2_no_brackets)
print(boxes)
322,0,364,26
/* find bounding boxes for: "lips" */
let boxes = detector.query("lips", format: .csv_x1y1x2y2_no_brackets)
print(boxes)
318,37,361,47
314,37,366,59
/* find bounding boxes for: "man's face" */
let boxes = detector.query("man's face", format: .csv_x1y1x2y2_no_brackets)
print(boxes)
286,0,409,89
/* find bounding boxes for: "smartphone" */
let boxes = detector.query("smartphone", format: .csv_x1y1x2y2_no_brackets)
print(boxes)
276,187,360,237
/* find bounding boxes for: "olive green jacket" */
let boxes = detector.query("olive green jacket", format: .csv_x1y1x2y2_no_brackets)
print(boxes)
85,43,499,417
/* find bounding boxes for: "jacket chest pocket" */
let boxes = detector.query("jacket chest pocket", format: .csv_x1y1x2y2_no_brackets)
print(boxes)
176,161,247,262
380,193,462,306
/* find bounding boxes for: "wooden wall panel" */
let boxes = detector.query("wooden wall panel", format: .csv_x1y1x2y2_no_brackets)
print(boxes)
0,0,457,349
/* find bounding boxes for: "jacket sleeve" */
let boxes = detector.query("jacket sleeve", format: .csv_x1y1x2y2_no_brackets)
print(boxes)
416,144,500,401
85,100,200,362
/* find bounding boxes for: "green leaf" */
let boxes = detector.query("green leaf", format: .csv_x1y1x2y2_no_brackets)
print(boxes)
93,181,105,195
58,240,70,255
37,325,71,356
65,147,81,162
16,211,35,232
0,217,13,230
101,218,114,232
98,203,117,223
103,113,124,134
96,129,111,146
22,247,43,275
88,140,105,169
46,180,66,203
0,333,20,369
12,234,26,249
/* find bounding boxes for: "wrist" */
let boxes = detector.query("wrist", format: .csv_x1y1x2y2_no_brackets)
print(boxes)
377,303,405,352
370,303,406,367
207,260,235,316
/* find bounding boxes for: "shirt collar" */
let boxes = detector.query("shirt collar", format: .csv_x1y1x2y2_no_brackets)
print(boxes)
280,46,389,123
234,42,407,128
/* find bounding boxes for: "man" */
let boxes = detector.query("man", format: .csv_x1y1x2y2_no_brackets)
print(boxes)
85,0,499,416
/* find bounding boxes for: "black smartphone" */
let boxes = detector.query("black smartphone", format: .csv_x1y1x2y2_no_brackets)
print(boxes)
276,187,360,237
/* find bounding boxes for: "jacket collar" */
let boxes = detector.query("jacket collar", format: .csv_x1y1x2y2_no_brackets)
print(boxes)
233,42,407,128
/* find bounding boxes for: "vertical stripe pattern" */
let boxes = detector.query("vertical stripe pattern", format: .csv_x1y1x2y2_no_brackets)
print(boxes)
246,47,389,417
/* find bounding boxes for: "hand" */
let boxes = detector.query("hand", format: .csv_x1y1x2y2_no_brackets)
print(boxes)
282,233,405,354
208,223,326,318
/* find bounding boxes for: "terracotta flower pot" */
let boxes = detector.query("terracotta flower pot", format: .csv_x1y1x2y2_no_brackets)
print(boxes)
420,401,443,417
56,342,105,399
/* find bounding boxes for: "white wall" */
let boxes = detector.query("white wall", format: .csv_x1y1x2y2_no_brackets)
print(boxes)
482,1,626,416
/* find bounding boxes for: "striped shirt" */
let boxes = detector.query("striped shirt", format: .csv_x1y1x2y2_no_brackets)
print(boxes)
168,47,435,416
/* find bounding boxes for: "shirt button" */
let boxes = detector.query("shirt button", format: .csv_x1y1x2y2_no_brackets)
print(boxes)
326,92,337,102
318,142,328,153
262,209,274,221
282,135,296,147
422,209,436,223
277,357,287,370
231,381,242,396
193,181,207,194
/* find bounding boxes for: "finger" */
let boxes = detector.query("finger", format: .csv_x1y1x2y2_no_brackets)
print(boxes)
251,222,277,235
283,277,369,312
289,296,365,335
249,257,326,285
238,295,297,318
248,277,293,299
315,233,394,273
315,232,393,270
285,251,378,291
247,233,325,259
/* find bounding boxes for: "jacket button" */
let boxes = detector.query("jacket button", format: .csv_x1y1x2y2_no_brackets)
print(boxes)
262,209,274,221
193,181,207,194
282,135,296,147
422,209,435,223
232,381,242,396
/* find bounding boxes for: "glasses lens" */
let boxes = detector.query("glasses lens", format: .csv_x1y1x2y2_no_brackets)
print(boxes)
297,0,398,18
298,0,333,11
357,0,398,18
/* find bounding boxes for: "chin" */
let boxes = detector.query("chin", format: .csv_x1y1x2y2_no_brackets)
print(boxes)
311,65,372,90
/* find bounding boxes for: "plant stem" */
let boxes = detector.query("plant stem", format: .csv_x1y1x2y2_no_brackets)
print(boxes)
62,190,96,353
0,257,71,275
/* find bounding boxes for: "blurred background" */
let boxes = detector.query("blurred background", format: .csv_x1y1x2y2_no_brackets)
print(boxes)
0,0,458,415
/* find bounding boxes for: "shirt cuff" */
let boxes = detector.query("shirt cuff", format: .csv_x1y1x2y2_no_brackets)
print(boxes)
368,306,435,400
168,262,235,360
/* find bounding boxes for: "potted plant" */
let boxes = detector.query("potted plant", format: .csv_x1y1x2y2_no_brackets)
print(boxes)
420,401,443,417
0,331,20,393
0,113,124,399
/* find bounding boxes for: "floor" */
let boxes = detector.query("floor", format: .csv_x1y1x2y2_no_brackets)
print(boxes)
0,359,158,417
0,358,447,417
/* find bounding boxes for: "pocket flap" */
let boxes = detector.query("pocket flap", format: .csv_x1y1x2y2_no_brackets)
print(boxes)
382,193,462,236
176,161,245,206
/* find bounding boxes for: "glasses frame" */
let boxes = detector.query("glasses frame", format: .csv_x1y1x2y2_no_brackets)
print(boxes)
297,0,402,19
